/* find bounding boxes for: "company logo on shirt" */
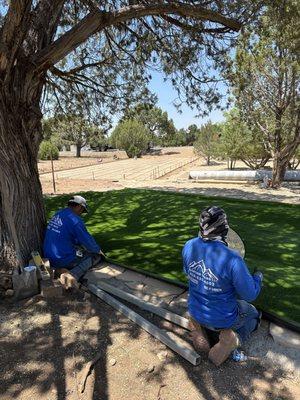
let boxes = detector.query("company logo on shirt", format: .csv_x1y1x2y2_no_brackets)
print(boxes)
188,260,222,292
48,215,63,234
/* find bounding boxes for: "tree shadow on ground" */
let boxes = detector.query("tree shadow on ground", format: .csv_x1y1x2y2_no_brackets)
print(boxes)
160,151,180,155
122,310,299,400
0,293,111,400
44,189,300,323
0,292,298,400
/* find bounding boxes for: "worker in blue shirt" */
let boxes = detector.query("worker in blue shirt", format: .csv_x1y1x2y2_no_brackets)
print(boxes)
182,206,263,366
44,195,104,289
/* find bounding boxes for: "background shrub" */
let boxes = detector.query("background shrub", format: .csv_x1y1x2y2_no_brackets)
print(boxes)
38,141,59,160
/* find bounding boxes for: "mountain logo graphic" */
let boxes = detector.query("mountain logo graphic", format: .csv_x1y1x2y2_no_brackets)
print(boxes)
52,215,63,227
188,260,218,282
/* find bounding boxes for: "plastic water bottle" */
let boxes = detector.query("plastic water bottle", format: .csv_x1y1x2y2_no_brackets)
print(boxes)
232,349,248,362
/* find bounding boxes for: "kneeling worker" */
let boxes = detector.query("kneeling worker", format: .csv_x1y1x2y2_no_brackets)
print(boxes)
182,206,263,365
44,195,104,288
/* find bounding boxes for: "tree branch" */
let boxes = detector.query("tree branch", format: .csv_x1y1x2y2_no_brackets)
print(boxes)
161,14,231,34
0,1,32,48
33,2,242,71
50,56,114,77
31,0,66,51
104,28,138,64
161,14,204,32
48,69,127,101
0,0,32,71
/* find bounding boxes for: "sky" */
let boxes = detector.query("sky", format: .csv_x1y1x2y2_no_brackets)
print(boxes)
148,70,226,130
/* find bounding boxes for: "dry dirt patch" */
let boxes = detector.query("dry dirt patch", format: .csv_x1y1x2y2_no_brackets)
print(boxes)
41,178,124,195
39,147,299,204
1,293,299,400
38,157,115,174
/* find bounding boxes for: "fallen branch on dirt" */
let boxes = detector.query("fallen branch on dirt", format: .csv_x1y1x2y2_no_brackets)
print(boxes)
78,350,103,394
157,384,167,400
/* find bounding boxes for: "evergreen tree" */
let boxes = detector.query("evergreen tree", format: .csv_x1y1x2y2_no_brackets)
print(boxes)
219,109,270,170
227,1,300,186
194,121,219,165
122,104,177,146
110,119,150,157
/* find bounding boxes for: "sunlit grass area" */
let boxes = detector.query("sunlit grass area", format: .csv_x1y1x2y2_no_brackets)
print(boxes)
45,189,300,323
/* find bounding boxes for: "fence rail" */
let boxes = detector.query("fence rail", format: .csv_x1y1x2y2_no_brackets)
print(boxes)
150,157,200,180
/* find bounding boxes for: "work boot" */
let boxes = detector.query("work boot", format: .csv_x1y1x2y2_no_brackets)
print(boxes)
189,318,211,354
208,329,239,366
54,268,69,279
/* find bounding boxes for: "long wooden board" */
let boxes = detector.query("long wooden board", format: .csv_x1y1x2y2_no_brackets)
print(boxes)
90,279,190,330
88,283,200,365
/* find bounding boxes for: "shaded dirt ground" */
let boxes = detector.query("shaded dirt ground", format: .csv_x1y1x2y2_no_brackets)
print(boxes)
1,292,299,400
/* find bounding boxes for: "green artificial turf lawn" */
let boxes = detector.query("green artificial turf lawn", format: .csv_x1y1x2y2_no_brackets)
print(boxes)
45,189,300,324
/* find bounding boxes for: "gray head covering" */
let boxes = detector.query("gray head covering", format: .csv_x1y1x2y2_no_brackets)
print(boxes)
199,206,229,245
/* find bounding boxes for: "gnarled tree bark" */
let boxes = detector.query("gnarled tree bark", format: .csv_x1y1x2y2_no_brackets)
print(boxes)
0,65,46,286
76,143,82,157
271,140,300,187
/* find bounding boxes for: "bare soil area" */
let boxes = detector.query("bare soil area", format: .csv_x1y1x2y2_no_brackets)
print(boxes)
40,147,299,204
41,178,124,194
1,292,299,400
38,147,192,175
39,157,114,175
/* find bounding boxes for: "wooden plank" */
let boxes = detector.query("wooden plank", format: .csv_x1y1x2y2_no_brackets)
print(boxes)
90,279,190,330
88,284,200,366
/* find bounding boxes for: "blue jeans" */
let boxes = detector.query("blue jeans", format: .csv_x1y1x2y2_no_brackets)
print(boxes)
201,300,260,345
230,300,260,344
66,252,101,280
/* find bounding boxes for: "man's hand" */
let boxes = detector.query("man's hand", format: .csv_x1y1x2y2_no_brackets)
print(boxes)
60,272,79,289
253,271,263,281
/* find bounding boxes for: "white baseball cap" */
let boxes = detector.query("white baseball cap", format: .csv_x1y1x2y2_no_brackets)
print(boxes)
68,195,88,212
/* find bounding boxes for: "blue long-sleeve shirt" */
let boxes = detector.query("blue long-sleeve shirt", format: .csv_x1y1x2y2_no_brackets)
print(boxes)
182,237,262,328
43,208,100,268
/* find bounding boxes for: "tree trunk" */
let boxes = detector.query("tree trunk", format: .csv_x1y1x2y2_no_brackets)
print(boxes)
271,153,289,188
76,143,81,157
271,108,285,188
206,156,210,166
0,66,46,296
271,141,299,187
